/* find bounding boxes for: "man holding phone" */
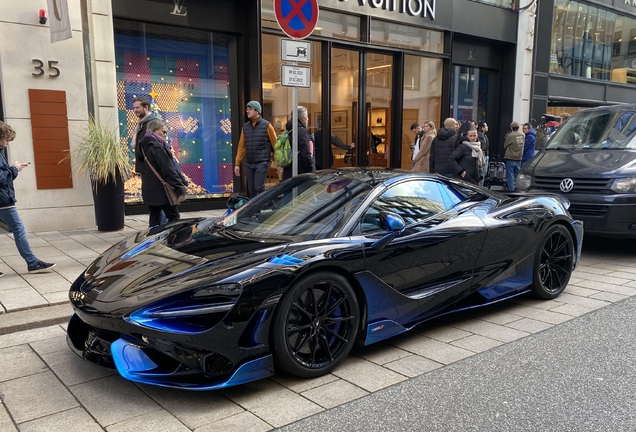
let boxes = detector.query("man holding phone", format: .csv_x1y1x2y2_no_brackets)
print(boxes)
0,121,55,277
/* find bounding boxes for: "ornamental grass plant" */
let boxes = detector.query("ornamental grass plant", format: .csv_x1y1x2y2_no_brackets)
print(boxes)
70,116,130,188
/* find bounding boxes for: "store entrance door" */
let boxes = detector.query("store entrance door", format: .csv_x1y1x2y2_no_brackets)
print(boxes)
330,47,394,168
450,65,495,125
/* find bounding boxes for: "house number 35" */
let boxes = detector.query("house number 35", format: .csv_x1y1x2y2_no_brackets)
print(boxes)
32,60,61,78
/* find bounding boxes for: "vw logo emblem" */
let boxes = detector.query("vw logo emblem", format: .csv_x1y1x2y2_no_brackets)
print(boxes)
560,178,574,193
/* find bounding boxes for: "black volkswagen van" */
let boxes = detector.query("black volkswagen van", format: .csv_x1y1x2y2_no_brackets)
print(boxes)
517,104,636,238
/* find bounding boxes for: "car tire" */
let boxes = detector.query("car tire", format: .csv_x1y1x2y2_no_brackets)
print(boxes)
531,224,574,299
271,272,359,378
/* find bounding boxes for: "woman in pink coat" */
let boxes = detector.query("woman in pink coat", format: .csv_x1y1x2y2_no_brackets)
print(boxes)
412,121,436,173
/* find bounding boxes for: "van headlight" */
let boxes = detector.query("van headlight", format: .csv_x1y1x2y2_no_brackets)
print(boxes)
611,177,636,193
516,174,532,191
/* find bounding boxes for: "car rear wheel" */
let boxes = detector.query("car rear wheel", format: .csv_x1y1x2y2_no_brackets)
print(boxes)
531,224,574,299
271,272,359,378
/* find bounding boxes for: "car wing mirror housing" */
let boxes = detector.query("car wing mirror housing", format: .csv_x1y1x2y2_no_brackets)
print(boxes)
226,195,250,211
371,212,405,250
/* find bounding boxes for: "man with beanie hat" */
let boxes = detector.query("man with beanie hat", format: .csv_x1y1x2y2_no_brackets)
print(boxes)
234,101,277,197
503,121,525,191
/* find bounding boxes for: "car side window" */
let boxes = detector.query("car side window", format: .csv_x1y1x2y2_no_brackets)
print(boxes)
361,180,448,232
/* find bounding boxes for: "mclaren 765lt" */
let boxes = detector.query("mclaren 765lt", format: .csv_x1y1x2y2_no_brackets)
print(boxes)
67,169,583,390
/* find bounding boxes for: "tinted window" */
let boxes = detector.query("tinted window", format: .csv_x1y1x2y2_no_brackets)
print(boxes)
220,174,373,239
547,109,636,149
361,180,448,232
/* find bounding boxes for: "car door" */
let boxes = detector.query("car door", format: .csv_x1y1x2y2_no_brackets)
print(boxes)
357,179,488,322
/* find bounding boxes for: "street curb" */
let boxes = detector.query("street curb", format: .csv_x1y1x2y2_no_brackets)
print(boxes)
0,303,73,335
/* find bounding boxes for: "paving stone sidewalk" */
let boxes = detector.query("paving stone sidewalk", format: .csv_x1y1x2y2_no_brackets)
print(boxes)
0,215,635,431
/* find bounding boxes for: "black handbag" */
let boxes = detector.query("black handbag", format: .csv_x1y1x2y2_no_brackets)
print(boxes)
141,146,186,206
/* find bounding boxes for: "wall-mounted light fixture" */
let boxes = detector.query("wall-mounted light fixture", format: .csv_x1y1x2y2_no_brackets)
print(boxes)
39,9,47,25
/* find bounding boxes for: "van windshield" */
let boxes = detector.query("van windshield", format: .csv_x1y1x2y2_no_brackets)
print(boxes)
546,109,636,150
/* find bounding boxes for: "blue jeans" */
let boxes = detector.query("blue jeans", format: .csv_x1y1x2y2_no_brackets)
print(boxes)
244,161,270,198
0,206,38,266
505,159,521,191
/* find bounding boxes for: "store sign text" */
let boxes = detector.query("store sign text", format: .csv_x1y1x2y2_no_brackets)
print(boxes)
338,0,436,20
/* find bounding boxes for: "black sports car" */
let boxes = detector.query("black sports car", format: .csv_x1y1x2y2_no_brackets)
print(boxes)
67,169,583,390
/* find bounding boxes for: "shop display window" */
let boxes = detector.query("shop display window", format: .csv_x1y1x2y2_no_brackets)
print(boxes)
261,34,322,184
549,0,633,83
401,56,443,169
114,20,234,202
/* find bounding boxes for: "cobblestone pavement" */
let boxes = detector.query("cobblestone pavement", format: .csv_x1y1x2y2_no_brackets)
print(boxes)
1,214,635,431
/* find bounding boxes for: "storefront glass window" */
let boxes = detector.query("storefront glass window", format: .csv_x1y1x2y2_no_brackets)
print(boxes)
261,34,322,183
114,20,234,202
550,0,619,82
370,20,444,53
470,0,512,8
401,56,443,169
262,4,360,41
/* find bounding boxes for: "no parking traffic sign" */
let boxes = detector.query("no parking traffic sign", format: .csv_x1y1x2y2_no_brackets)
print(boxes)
274,0,319,40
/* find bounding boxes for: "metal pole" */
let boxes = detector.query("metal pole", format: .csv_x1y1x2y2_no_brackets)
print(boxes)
292,61,299,177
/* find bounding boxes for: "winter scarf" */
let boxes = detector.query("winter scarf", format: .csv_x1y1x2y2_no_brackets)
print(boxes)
462,140,486,167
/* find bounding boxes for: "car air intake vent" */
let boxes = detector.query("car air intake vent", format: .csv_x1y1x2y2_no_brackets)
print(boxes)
268,254,304,265
568,204,609,219
533,177,613,193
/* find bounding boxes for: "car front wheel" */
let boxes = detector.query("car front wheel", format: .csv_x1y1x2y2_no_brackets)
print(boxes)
531,224,574,299
271,272,359,378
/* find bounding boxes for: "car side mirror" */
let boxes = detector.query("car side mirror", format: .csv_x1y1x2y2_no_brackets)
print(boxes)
372,211,405,250
226,195,249,211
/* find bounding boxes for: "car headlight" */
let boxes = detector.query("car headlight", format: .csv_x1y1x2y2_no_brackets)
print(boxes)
516,174,532,191
611,177,636,193
125,283,242,334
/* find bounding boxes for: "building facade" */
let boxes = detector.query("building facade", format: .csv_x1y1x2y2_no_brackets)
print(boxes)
1,0,524,231
532,0,636,126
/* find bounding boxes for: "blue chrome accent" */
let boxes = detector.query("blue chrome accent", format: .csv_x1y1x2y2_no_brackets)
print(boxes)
364,320,408,345
380,212,406,232
111,338,158,374
120,231,169,260
111,337,274,390
571,220,584,268
268,254,304,265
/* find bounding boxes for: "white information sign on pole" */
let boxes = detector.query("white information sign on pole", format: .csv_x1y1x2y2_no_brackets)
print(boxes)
281,65,311,88
281,39,312,63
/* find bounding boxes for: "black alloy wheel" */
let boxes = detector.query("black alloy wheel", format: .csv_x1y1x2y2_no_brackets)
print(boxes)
272,272,359,378
531,224,574,299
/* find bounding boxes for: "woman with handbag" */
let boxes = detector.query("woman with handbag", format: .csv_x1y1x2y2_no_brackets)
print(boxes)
136,119,187,228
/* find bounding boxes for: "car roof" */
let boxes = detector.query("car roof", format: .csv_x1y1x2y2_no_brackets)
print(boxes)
314,167,437,186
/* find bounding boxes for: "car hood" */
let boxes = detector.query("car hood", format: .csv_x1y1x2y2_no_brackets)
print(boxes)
77,218,292,306
526,149,636,177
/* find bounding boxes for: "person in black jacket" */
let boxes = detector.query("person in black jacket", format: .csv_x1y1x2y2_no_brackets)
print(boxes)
136,119,187,228
0,121,55,275
429,118,458,176
448,127,486,185
283,106,316,180
313,128,354,170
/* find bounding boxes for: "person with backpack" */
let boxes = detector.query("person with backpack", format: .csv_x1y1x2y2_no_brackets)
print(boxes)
234,101,277,197
282,106,316,180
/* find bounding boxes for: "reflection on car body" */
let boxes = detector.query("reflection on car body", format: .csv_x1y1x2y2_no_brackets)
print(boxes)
66,168,583,390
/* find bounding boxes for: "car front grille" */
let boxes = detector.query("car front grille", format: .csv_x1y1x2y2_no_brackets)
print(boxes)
533,177,613,193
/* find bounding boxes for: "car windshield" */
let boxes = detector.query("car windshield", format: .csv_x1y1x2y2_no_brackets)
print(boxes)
218,173,374,240
546,109,636,150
